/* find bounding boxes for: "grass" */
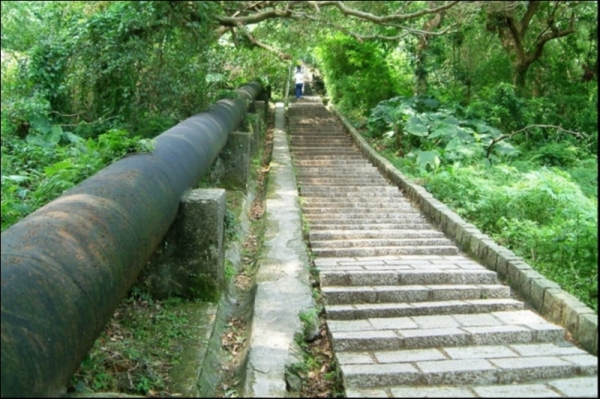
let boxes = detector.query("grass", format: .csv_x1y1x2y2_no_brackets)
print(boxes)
68,290,193,396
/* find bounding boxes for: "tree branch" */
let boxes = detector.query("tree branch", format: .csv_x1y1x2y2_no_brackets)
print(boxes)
324,1,460,23
528,11,575,64
520,1,541,36
215,1,461,33
485,124,587,158
236,23,293,61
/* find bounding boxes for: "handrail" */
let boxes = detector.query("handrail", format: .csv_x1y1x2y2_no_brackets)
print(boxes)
0,82,263,397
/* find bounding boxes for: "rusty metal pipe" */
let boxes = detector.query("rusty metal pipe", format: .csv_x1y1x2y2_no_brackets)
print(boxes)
1,82,262,397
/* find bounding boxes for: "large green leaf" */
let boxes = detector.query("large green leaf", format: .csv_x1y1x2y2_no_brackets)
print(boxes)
45,125,63,145
26,134,52,147
445,137,464,152
404,115,429,136
493,141,519,155
415,150,440,171
429,123,462,139
64,131,84,144
30,114,51,135
44,159,73,177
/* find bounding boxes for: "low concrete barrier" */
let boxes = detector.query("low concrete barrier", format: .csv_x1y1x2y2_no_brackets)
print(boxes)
329,104,598,357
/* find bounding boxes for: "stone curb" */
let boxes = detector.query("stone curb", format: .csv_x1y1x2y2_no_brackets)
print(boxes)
328,104,598,356
244,103,317,397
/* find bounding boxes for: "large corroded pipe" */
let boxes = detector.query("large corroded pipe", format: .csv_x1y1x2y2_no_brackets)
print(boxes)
1,82,262,397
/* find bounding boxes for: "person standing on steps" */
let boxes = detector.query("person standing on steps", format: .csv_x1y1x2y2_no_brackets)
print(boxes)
294,66,304,100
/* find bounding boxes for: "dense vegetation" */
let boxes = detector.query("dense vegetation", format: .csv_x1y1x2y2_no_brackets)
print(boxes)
2,1,597,395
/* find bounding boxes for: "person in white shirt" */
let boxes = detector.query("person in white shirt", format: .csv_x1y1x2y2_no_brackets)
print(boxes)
294,67,304,100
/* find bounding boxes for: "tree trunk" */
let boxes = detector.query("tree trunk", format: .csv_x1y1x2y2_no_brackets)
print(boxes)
414,1,444,95
486,2,576,97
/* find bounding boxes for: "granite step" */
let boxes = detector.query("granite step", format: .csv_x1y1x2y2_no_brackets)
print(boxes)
319,269,499,287
345,376,598,398
303,207,417,215
301,198,409,205
341,353,596,389
311,238,455,249
312,246,459,258
297,179,389,185
293,160,375,166
305,218,427,227
325,298,524,321
308,223,433,231
330,310,566,351
309,230,445,240
296,166,378,173
299,186,400,194
302,202,412,209
322,284,510,305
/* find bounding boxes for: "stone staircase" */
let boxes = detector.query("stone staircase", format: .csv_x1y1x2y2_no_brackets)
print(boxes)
288,98,598,397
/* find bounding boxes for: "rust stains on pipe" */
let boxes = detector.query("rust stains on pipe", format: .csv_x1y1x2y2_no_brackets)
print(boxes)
1,82,262,397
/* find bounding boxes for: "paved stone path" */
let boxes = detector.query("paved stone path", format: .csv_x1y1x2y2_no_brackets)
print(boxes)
288,98,598,397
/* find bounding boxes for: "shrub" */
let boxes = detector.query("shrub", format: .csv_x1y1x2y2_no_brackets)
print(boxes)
315,34,397,113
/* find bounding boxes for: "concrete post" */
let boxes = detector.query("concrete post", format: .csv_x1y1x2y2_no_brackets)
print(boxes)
220,131,252,192
141,189,226,301
254,100,267,124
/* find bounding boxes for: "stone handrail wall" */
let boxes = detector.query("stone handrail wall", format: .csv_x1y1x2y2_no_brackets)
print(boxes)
328,104,598,356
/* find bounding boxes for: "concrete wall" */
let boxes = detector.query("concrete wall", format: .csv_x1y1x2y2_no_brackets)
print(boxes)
329,104,598,356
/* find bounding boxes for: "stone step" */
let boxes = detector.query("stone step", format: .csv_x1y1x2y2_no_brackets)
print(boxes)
302,201,410,208
290,134,348,139
293,156,367,161
293,160,374,166
305,216,426,224
296,170,379,176
289,123,341,127
313,256,482,272
301,191,403,198
345,376,598,398
301,196,408,203
331,311,567,352
322,284,510,305
290,142,353,147
319,269,499,287
300,186,400,194
297,175,385,181
308,223,432,231
289,129,345,133
303,205,415,214
312,246,459,258
304,209,421,218
309,230,442,240
291,148,361,153
341,354,596,389
298,179,388,185
311,238,455,249
326,298,524,321
296,165,377,171
296,167,379,173
290,140,352,143
291,128,347,130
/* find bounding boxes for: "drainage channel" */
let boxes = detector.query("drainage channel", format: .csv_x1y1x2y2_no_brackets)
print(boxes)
288,97,598,398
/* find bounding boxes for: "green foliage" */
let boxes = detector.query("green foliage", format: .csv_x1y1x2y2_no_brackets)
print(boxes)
526,142,582,168
1,130,153,231
421,164,598,311
464,83,528,133
565,158,598,199
367,96,511,171
316,34,397,113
